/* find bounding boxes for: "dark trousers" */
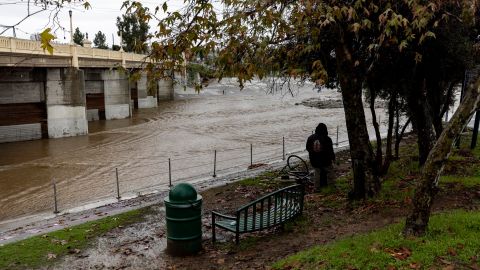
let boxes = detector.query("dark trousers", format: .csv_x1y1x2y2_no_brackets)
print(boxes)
314,165,333,191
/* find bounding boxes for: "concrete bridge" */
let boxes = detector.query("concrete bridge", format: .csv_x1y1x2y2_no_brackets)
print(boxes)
0,37,175,143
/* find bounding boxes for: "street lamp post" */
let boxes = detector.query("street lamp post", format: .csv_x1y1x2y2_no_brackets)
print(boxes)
69,10,73,45
69,10,79,68
119,31,124,52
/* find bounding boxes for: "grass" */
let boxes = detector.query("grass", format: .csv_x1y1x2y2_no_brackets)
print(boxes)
237,171,283,187
341,133,479,205
440,175,480,188
272,134,480,269
273,210,480,270
438,133,480,189
0,207,151,269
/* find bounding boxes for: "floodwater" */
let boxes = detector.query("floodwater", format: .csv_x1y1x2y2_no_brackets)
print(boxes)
0,79,389,225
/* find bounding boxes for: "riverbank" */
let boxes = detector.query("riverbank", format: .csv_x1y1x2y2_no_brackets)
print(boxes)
0,80,361,223
1,134,479,269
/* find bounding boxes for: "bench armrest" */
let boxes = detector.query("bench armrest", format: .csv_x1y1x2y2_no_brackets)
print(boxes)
212,211,236,221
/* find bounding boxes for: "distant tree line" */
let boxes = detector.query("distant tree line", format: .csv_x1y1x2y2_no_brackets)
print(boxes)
69,13,149,53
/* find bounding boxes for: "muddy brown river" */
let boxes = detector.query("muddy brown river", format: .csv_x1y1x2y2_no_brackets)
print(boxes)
0,79,389,226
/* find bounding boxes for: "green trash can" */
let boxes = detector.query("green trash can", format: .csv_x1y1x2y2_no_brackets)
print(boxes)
164,183,203,256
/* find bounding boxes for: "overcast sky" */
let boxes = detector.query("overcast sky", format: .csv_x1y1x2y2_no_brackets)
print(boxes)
0,0,187,46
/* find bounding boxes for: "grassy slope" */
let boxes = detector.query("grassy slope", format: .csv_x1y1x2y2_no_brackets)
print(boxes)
0,207,150,270
274,135,480,269
273,210,480,269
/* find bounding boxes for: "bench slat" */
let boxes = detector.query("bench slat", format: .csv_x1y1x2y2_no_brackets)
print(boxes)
252,200,257,231
217,201,301,232
243,206,248,232
212,184,304,244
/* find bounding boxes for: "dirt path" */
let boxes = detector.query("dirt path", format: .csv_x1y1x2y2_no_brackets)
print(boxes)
50,137,480,270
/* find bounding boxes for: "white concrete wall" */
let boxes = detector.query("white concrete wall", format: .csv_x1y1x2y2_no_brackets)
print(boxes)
47,105,88,138
87,109,99,121
103,70,131,119
157,78,174,101
0,123,42,143
137,74,148,99
136,73,157,108
105,104,130,120
46,68,88,138
138,96,158,109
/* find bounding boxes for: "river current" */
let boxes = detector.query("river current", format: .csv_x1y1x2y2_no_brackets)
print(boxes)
0,79,389,225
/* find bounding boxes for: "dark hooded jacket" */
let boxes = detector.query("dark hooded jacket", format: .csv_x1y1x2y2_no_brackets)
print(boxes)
306,123,336,168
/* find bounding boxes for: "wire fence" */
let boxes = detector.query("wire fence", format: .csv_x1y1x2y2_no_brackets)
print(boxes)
16,125,352,220
3,106,425,223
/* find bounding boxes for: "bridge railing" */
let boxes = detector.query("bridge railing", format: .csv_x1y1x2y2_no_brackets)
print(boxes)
0,36,148,63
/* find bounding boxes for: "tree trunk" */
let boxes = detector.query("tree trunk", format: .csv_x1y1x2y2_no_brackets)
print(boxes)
427,82,444,138
394,104,401,160
432,110,444,138
336,42,379,200
395,117,411,160
439,81,458,121
430,81,458,137
403,76,480,237
368,88,383,174
406,80,437,165
382,95,396,174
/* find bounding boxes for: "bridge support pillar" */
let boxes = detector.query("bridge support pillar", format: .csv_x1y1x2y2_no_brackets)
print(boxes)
137,73,158,109
46,68,88,138
0,68,47,143
103,70,131,119
157,77,174,101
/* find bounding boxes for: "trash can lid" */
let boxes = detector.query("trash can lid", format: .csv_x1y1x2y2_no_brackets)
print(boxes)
168,183,198,202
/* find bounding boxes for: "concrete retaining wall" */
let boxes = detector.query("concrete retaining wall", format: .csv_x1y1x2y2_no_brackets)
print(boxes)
136,73,157,109
46,68,88,138
0,123,42,143
87,109,99,121
157,78,174,101
103,70,130,119
0,82,44,104
84,69,105,121
105,104,130,119
138,96,157,109
47,105,88,138
0,68,46,143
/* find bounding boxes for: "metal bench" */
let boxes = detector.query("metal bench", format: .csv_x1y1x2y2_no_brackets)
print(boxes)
211,184,305,244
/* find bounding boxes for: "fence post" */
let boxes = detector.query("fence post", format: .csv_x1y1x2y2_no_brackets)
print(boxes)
336,126,339,146
52,178,59,214
282,137,285,160
250,143,253,167
168,158,172,187
115,168,121,200
213,150,217,177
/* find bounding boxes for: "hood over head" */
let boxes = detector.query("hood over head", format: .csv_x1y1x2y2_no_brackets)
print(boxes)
315,123,328,137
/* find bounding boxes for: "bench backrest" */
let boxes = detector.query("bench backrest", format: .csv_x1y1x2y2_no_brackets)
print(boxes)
235,184,304,232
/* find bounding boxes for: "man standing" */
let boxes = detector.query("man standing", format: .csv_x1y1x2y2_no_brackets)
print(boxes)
306,123,336,191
